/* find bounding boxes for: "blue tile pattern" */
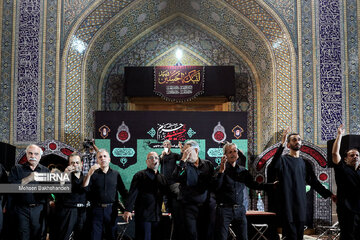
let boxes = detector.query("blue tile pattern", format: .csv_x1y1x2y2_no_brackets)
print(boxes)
63,0,94,33
345,0,360,134
301,0,315,141
264,0,296,38
0,0,14,143
0,0,357,152
42,0,58,140
15,0,41,143
318,0,343,141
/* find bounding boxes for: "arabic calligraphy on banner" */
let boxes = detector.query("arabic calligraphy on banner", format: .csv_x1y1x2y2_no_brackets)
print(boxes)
154,66,205,102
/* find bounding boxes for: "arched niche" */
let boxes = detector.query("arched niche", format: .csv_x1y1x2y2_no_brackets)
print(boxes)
61,0,296,154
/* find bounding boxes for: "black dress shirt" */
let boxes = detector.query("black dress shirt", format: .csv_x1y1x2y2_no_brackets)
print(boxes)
334,160,360,213
160,152,181,183
8,162,50,205
214,162,272,207
172,159,214,204
125,168,168,221
56,172,87,206
88,168,128,204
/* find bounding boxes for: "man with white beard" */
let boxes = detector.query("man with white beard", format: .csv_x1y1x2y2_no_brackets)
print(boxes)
123,152,168,240
172,140,215,240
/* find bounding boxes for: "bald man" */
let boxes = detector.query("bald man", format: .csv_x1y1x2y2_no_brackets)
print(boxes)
83,149,128,240
123,152,169,240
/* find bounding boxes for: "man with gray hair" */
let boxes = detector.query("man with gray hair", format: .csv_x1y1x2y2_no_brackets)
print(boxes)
214,142,275,240
172,140,215,240
8,144,50,240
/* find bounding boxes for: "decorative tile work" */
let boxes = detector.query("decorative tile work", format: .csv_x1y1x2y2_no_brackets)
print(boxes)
64,0,135,147
318,0,343,142
345,0,360,134
44,0,58,140
264,0,295,34
64,50,83,145
64,0,94,32
15,0,42,143
0,0,14,143
64,0,294,151
82,0,276,150
225,0,294,146
301,0,315,142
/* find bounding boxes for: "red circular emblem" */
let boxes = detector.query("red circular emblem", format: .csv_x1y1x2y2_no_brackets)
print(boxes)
319,173,328,181
214,131,225,141
49,143,57,150
118,131,129,141
256,175,264,183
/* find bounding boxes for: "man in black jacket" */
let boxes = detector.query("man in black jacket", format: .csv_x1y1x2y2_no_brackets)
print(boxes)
54,152,87,240
123,151,168,240
172,140,214,240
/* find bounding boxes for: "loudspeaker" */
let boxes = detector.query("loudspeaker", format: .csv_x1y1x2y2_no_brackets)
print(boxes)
0,142,16,171
327,135,360,167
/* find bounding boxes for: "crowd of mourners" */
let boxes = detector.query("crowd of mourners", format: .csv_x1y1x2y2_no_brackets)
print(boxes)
0,124,359,240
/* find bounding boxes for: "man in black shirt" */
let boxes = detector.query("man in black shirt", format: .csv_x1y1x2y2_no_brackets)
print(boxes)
172,140,214,240
123,151,168,240
8,144,50,240
54,152,87,240
83,149,128,240
159,140,181,182
214,142,274,240
159,140,183,239
268,129,336,240
332,124,360,240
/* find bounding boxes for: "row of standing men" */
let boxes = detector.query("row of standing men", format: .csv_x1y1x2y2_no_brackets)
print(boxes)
0,125,359,240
